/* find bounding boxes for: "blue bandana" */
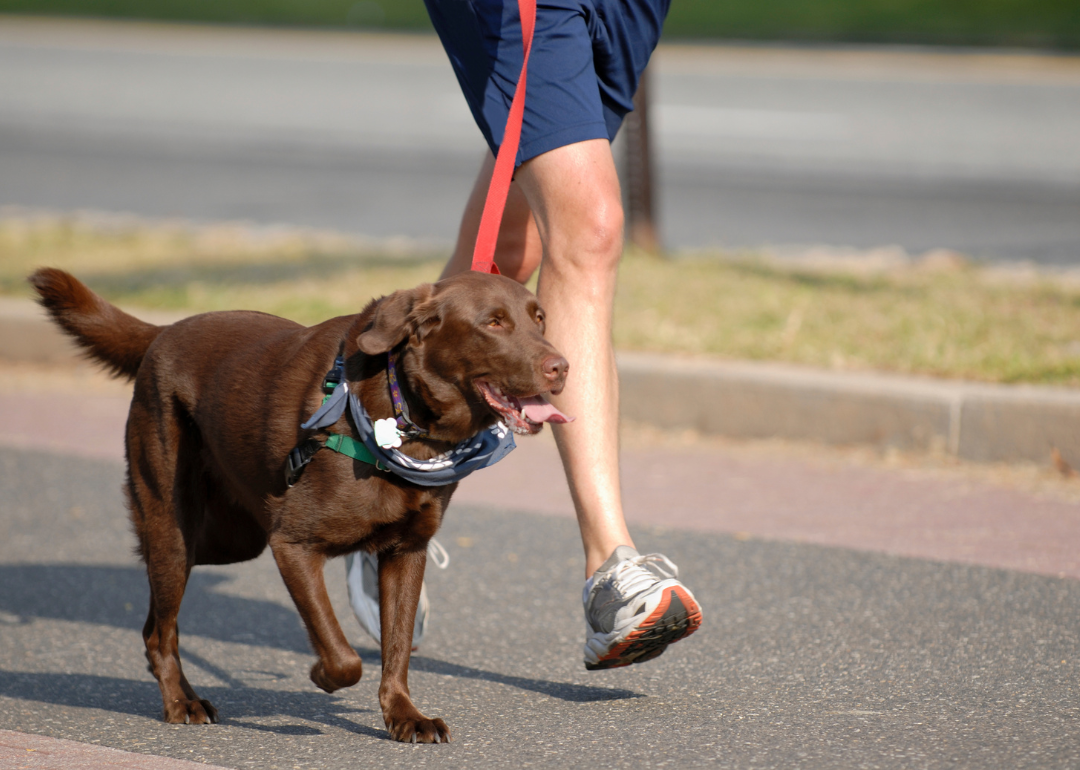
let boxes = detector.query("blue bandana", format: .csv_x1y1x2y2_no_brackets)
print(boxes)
300,379,515,487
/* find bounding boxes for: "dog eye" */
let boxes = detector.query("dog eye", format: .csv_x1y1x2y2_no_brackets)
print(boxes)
488,318,502,328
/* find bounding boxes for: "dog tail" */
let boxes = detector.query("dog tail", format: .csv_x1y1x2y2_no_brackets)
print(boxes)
29,268,164,381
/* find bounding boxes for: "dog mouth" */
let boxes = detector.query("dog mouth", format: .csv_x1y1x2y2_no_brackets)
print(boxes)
476,381,573,435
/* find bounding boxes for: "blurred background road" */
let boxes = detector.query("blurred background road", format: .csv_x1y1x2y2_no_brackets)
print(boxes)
2,18,1080,263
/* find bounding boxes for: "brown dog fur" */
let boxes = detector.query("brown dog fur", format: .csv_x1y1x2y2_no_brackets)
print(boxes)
29,267,568,743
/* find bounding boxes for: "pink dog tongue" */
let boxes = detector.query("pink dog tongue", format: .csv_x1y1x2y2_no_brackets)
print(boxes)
517,395,574,424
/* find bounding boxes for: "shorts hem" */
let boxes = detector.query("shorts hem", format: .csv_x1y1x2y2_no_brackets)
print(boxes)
516,122,611,166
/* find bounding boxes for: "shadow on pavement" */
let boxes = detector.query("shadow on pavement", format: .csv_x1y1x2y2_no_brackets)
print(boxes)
0,564,640,707
0,669,385,739
406,656,641,703
0,563,312,653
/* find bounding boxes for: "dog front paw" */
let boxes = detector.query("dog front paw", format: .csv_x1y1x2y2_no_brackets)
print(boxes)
164,697,218,725
385,713,451,744
310,658,363,693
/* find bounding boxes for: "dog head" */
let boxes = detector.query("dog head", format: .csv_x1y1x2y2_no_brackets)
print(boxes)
356,271,570,438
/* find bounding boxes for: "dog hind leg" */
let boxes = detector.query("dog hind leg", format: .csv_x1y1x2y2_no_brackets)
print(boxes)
127,399,218,725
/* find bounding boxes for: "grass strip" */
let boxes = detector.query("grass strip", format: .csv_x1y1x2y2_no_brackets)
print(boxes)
3,215,1079,386
1,0,1078,49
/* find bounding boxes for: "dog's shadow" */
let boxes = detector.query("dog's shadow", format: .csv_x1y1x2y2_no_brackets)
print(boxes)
0,562,640,727
0,668,384,738
0,563,312,651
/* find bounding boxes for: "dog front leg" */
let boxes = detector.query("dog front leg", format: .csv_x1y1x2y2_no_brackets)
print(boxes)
378,548,450,743
270,538,363,693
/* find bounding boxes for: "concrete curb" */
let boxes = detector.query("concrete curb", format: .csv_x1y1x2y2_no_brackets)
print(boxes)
618,353,1080,468
3,298,1077,468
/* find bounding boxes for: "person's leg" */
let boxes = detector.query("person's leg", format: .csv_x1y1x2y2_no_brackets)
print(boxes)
443,138,633,578
440,152,543,285
419,0,699,670
444,138,701,670
514,139,638,577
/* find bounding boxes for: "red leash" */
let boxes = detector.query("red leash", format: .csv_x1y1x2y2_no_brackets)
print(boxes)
470,0,537,275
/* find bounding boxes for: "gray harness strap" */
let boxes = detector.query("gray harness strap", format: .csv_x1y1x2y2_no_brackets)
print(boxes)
299,375,515,488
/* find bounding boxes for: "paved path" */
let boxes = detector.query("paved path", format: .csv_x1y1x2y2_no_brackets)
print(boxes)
2,448,1079,769
2,18,1080,262
1,367,1079,768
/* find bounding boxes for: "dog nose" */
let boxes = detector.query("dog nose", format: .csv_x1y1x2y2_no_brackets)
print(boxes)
542,355,569,383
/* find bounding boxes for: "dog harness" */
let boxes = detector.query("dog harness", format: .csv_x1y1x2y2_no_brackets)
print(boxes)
285,354,516,488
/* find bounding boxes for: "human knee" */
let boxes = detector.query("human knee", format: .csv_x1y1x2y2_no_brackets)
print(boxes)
559,200,624,276
589,201,625,259
495,229,542,283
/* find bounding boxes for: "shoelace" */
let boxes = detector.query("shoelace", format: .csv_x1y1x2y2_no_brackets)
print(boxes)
603,554,677,598
427,538,450,570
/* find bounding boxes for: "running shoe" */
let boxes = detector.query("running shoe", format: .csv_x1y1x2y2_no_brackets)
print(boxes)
345,538,449,650
582,545,702,670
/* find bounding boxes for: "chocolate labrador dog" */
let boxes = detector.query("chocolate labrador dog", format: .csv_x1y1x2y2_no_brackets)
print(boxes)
30,267,570,743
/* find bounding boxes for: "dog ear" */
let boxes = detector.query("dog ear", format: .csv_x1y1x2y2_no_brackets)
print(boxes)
356,284,437,355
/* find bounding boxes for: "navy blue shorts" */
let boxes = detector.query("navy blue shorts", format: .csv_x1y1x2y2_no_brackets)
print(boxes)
424,0,670,165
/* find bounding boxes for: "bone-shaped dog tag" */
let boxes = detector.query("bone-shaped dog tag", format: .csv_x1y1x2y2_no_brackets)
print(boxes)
374,418,403,449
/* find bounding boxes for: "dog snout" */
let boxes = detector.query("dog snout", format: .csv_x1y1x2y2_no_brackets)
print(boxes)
542,354,569,391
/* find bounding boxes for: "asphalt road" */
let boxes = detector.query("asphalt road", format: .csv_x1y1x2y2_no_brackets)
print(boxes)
2,447,1079,769
2,18,1080,263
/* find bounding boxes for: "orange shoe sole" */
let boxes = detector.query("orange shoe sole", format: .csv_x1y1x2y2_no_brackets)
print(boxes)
586,586,702,671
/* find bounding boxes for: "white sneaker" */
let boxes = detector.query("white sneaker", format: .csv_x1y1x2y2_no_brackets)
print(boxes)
582,545,702,670
345,539,449,651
